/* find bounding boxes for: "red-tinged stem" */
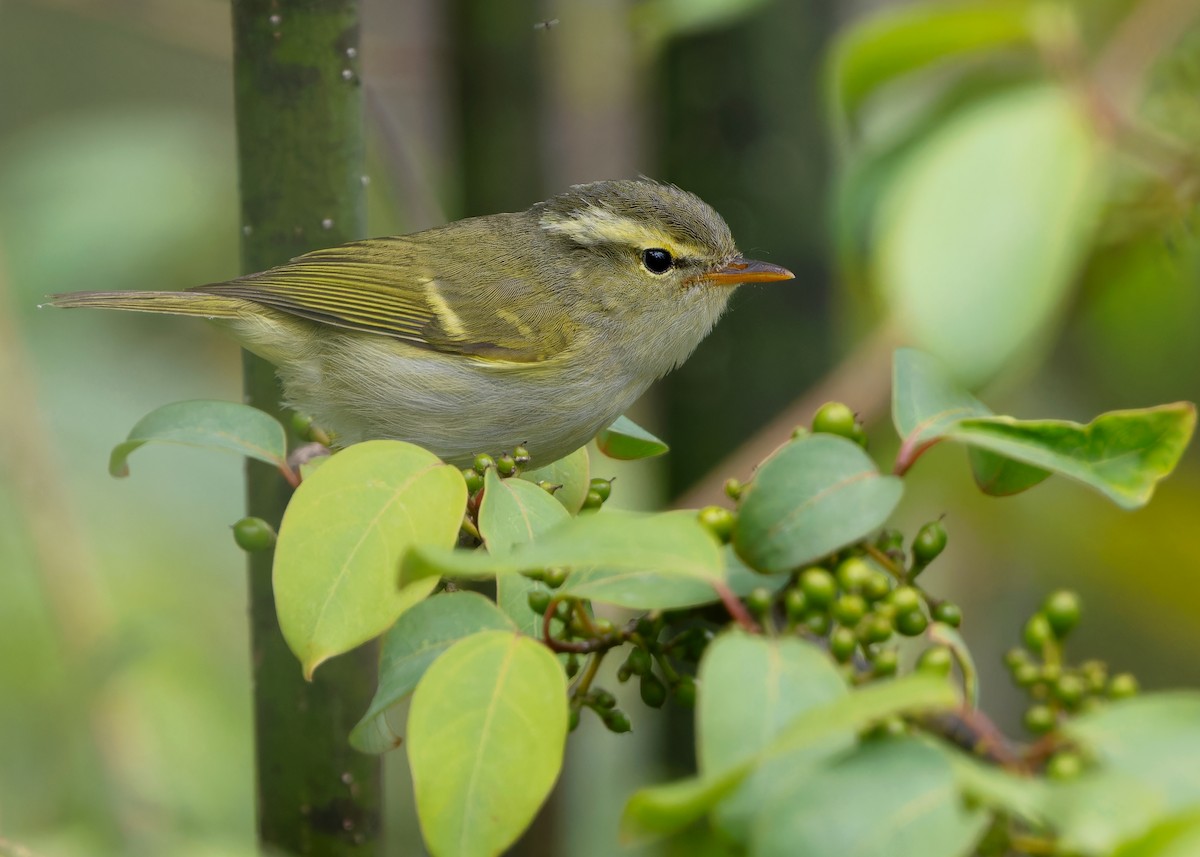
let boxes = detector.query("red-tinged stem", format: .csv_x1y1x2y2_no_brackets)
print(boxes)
893,434,943,476
714,582,760,633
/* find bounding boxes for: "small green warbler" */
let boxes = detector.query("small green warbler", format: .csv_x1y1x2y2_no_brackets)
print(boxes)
51,179,793,465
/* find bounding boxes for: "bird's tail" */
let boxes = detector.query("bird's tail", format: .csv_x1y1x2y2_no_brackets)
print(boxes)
44,290,246,318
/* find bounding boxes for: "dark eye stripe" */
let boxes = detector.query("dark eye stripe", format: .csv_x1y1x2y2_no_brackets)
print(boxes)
642,248,673,274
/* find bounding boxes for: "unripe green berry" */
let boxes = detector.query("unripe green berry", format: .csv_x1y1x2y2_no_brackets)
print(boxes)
495,453,517,476
790,425,810,440
1014,663,1042,688
513,445,531,464
623,647,650,678
1108,673,1139,699
1081,660,1108,693
917,646,953,677
784,588,808,620
616,665,632,683
848,423,869,449
895,609,928,637
723,478,744,501
1054,674,1086,709
800,567,837,608
582,489,605,511
232,517,276,552
912,521,948,566
829,626,858,662
601,708,631,733
537,480,561,494
1023,613,1054,652
462,467,485,495
932,601,962,628
591,688,616,709
589,477,613,502
636,613,662,640
805,612,832,636
836,557,872,592
746,587,773,616
1024,704,1056,735
1043,590,1082,639
862,571,892,603
832,594,867,627
290,411,316,440
673,675,696,707
888,586,922,614
697,505,736,542
1046,752,1084,781
565,654,580,678
812,401,857,440
472,453,495,474
1040,662,1062,684
640,673,667,708
543,567,568,589
1005,647,1032,671
593,618,615,636
527,590,552,616
858,613,894,645
872,648,899,677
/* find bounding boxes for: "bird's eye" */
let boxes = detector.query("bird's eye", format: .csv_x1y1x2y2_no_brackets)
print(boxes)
641,248,673,275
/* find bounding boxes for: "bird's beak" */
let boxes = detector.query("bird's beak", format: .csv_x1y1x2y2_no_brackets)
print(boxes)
703,257,794,286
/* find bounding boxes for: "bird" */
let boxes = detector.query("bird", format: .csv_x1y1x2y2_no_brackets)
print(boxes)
49,179,793,466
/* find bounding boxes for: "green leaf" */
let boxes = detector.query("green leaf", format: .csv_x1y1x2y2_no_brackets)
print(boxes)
829,1,1034,130
408,630,567,857
948,752,1049,825
893,348,1195,507
1042,772,1169,855
621,673,958,845
734,434,903,574
951,406,1197,509
633,0,772,55
349,592,515,754
698,631,850,840
108,399,287,477
1112,812,1200,857
519,446,590,515
875,85,1104,384
274,441,466,679
478,468,569,634
595,415,669,460
751,739,987,857
723,546,791,598
405,510,728,610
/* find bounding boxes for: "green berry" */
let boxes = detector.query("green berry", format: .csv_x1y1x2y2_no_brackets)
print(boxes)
472,453,495,474
917,646,953,677
591,688,616,709
932,601,962,628
895,609,928,637
784,588,808,620
1046,752,1084,781
640,673,667,708
673,675,697,707
626,647,652,677
800,567,838,608
875,529,904,553
527,590,552,615
812,401,858,440
616,665,632,683
1040,662,1062,684
1024,704,1056,735
848,423,869,448
232,516,276,552
290,411,316,440
543,567,568,589
1108,673,1139,699
1082,660,1108,693
1043,590,1082,639
1054,674,1086,709
462,467,485,495
804,612,831,636
568,708,580,731
496,453,517,476
1005,647,1032,671
723,478,744,501
836,557,872,592
582,489,605,510
537,480,561,494
872,648,899,677
830,626,858,662
1023,613,1054,652
858,613,894,645
636,613,662,640
513,444,531,464
1014,663,1041,688
601,708,631,733
790,425,810,440
912,521,948,566
888,586,922,614
697,505,736,542
832,594,867,627
746,587,774,616
589,477,613,502
862,571,892,603
565,655,580,678
593,618,615,635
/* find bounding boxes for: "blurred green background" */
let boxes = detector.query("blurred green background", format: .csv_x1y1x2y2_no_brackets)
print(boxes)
1,0,1198,855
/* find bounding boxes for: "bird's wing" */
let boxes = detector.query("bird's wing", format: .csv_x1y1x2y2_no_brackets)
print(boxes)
197,232,576,363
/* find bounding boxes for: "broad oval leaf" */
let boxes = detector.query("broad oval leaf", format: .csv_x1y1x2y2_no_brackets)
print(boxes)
1112,812,1200,857
892,347,991,446
349,592,515,754
519,446,590,514
406,510,727,610
951,405,1196,510
274,440,466,679
109,399,287,477
875,85,1104,384
751,739,987,857
595,415,669,460
409,630,567,857
479,469,570,634
735,434,903,574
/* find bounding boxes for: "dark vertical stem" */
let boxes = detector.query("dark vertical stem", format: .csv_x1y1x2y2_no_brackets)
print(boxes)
231,1,380,854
